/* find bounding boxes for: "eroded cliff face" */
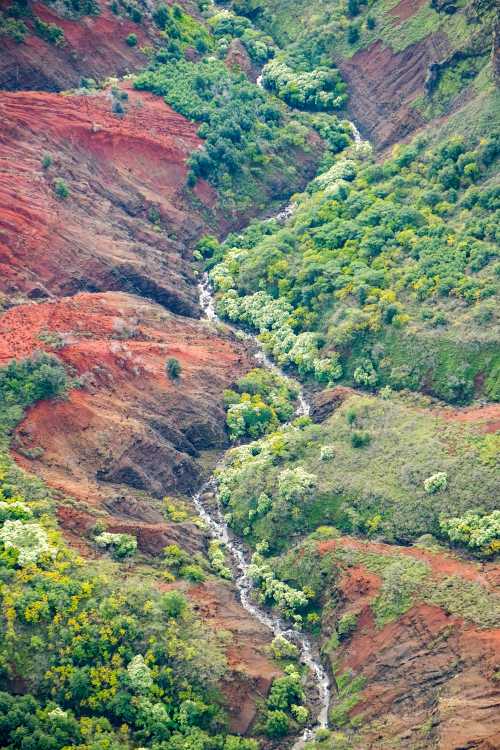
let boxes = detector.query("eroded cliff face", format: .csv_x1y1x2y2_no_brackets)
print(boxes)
0,291,252,536
0,82,217,313
317,537,500,750
0,0,155,91
335,0,497,149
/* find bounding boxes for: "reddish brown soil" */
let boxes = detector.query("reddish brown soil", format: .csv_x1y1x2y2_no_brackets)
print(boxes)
186,580,282,734
338,33,451,148
0,1,156,91
317,536,498,588
336,0,457,153
389,0,428,25
0,82,215,312
318,537,500,749
439,403,500,434
0,291,253,546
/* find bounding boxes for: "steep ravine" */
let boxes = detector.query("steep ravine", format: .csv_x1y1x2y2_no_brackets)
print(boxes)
194,273,330,749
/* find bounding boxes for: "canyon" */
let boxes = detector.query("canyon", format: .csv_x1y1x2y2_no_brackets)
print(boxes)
0,0,498,748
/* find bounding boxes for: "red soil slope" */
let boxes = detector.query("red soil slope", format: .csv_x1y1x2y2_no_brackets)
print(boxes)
0,1,155,91
0,82,215,313
319,537,500,749
0,292,252,548
338,33,450,148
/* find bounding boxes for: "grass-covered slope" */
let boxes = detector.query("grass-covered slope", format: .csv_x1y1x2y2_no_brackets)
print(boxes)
216,392,499,551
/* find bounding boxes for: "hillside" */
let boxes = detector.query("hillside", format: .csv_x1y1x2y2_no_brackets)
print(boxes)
0,1,498,749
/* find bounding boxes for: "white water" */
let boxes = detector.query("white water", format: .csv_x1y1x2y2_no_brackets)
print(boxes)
194,273,328,748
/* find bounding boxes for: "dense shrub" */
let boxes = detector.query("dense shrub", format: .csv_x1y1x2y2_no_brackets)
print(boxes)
209,131,499,402
53,178,69,199
224,368,298,439
34,17,64,45
440,510,500,557
261,58,347,111
166,357,182,379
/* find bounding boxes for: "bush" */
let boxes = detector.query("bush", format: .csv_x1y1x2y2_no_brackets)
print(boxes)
320,444,335,461
439,510,500,557
34,17,64,45
166,357,182,380
53,179,69,200
41,153,52,170
160,589,188,618
423,472,448,494
350,431,370,448
180,563,206,582
94,531,137,559
125,33,137,46
0,353,68,413
0,521,53,566
270,634,299,660
347,25,359,44
264,709,289,738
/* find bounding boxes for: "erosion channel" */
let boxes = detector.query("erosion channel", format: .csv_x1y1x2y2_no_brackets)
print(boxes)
194,273,329,749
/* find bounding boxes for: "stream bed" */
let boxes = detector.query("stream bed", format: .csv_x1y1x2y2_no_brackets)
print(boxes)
194,273,329,749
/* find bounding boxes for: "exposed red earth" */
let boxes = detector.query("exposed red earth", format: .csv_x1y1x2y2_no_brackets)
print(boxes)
0,0,155,91
318,536,500,749
184,580,282,735
0,291,252,537
0,81,216,312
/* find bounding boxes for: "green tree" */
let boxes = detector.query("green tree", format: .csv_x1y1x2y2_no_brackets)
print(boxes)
166,357,182,380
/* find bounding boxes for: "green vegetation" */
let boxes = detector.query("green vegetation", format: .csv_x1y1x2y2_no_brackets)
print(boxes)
125,32,137,46
53,178,70,200
207,7,275,63
439,510,500,557
34,16,64,45
135,56,325,212
224,368,298,439
0,10,28,42
41,153,53,170
261,666,308,737
209,131,499,402
166,357,182,380
261,58,347,111
0,357,268,749
215,394,499,550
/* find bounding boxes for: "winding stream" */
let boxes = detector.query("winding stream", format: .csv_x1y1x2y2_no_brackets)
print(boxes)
194,273,329,749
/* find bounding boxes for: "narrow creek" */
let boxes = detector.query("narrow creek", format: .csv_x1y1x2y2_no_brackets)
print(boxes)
194,273,329,749
193,112,369,746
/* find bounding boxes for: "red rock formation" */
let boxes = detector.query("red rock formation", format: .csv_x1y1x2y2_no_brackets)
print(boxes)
0,291,253,542
0,82,215,313
337,34,449,149
0,1,156,91
318,537,500,749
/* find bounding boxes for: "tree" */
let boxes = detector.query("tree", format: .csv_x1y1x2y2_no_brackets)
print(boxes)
160,590,188,618
347,25,359,44
265,710,289,738
54,179,69,200
166,357,182,380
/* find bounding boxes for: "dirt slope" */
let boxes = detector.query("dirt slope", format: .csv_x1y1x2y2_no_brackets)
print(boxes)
0,82,216,313
0,291,253,543
0,1,154,91
318,537,500,749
